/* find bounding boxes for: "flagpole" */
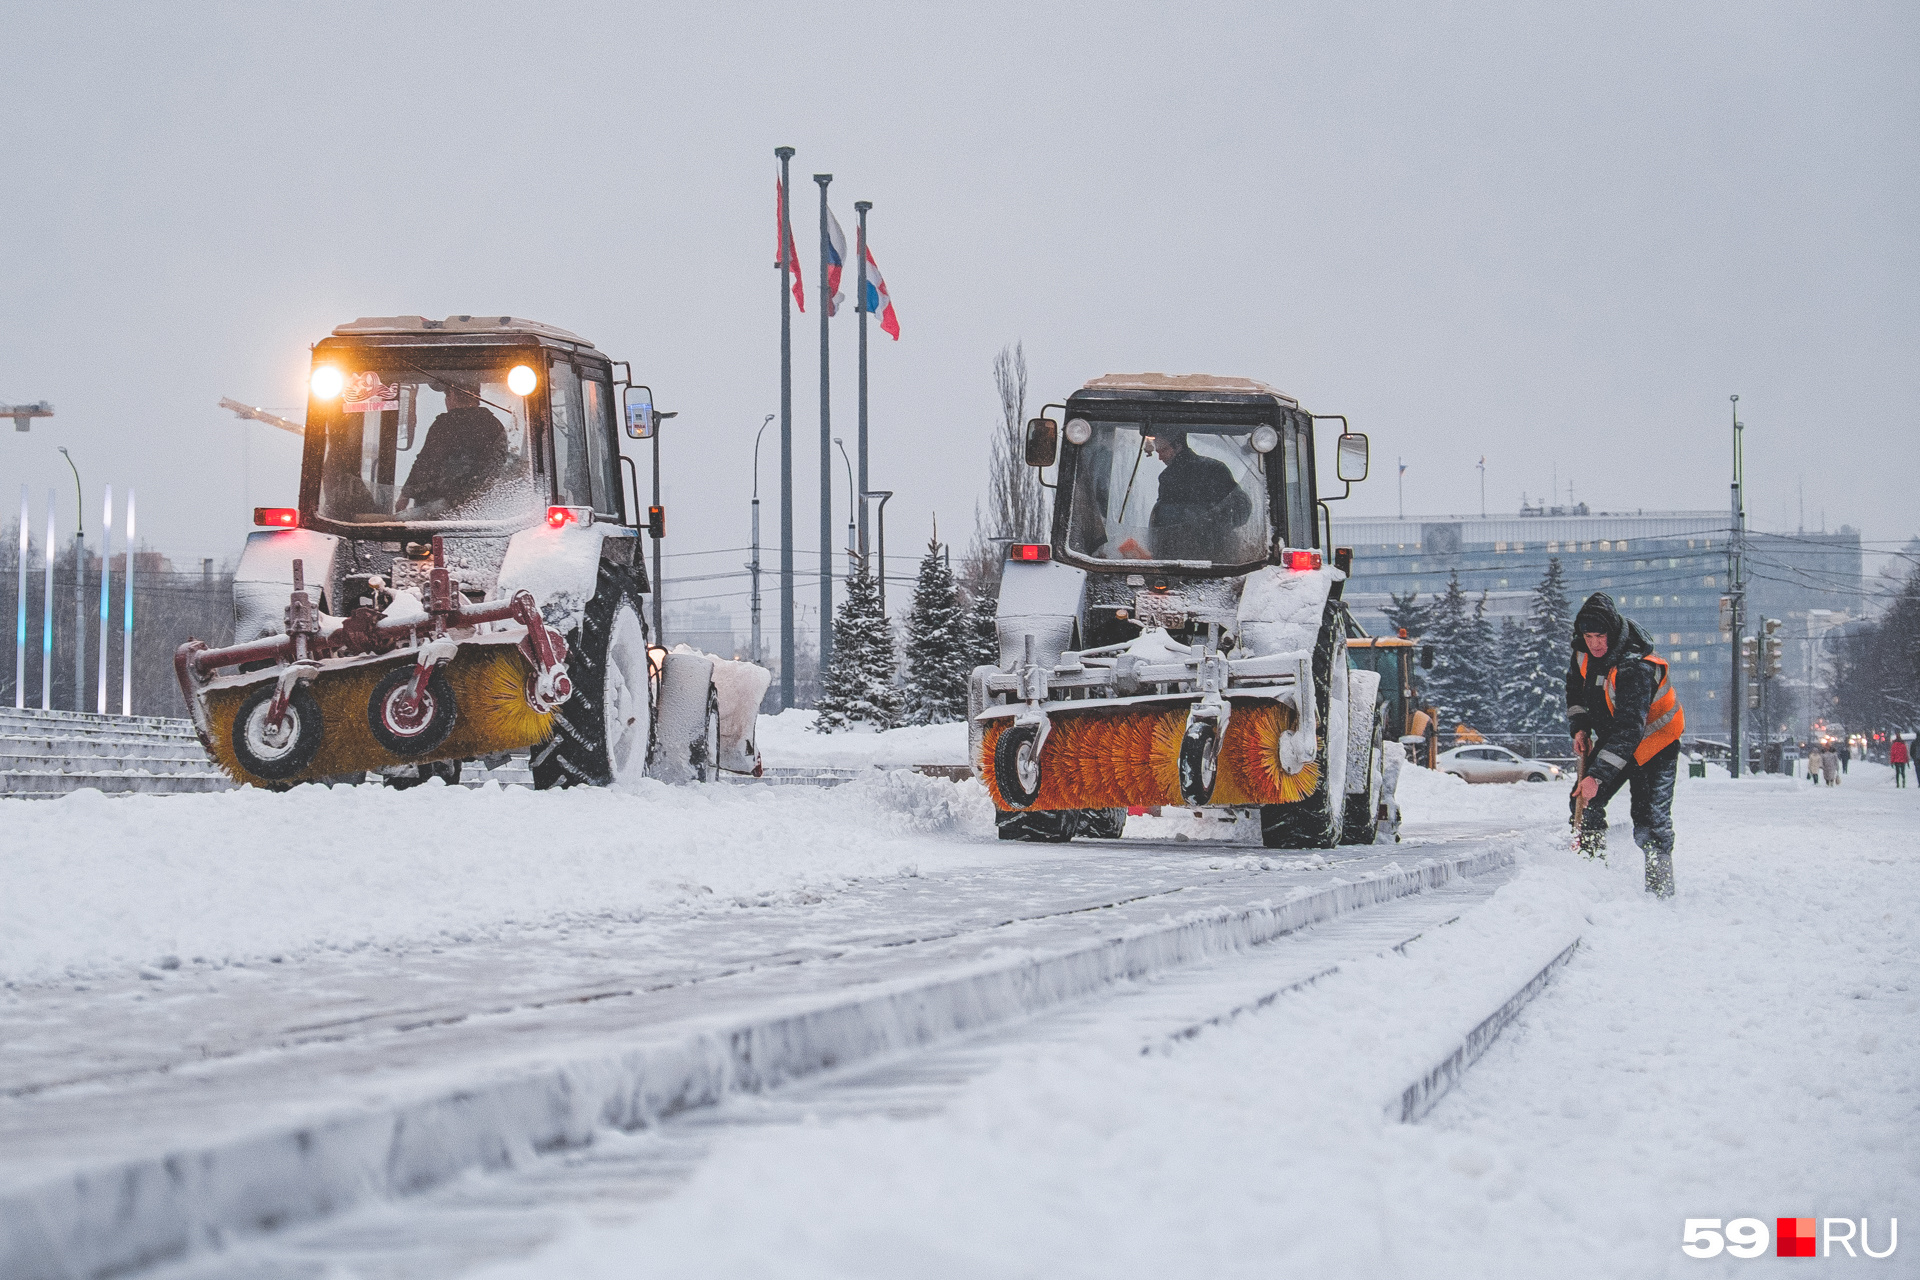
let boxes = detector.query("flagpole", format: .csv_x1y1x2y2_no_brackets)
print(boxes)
776,146,796,710
854,200,871,562
815,172,834,676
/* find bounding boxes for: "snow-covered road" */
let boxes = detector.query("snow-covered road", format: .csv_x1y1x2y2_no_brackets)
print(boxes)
4,756,1915,1279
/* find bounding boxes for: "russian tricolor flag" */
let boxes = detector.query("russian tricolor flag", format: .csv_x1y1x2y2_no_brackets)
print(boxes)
861,243,900,340
825,208,848,316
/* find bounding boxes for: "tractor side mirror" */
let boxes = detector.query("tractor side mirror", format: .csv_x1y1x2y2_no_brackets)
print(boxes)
624,385,656,439
1025,417,1058,467
1337,432,1369,483
1420,644,1434,670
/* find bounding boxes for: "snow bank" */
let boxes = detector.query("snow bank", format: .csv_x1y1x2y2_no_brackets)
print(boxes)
755,709,970,769
0,774,998,988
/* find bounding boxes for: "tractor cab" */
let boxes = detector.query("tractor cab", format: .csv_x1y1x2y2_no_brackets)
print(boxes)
1036,374,1329,649
299,316,633,546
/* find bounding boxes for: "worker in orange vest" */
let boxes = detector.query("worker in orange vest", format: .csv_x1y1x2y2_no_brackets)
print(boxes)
1566,593,1686,897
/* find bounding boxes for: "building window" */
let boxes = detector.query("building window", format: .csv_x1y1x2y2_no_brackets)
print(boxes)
1653,595,1663,606
1687,669,1700,681
1688,650,1698,661
1548,540,1559,552
1494,541,1506,552
1707,689,1716,699
1618,541,1629,552
1498,578,1509,587
1703,575,1715,587
1600,541,1612,551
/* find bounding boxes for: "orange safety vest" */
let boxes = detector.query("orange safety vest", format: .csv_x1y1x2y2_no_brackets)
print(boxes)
1579,651,1686,765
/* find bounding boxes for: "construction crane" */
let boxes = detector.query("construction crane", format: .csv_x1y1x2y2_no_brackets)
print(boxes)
219,397,304,437
4,401,54,432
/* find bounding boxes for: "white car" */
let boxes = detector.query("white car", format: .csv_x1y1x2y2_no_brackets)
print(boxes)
1437,744,1564,784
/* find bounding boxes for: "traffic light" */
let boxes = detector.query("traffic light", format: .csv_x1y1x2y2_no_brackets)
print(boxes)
1719,595,1735,635
1765,636,1784,677
1741,636,1758,676
1747,682,1760,708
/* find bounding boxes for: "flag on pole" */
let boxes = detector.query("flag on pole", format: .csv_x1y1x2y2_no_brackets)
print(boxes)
776,177,805,312
825,208,848,316
861,243,900,340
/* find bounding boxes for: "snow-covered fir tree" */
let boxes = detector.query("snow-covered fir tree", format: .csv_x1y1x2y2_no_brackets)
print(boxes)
1420,572,1500,731
963,582,1000,673
901,537,973,724
1384,588,1433,638
1500,556,1574,733
1497,614,1527,727
813,567,901,732
1456,589,1500,731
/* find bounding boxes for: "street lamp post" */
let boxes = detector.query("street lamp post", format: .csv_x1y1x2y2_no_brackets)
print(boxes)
834,438,858,574
58,447,83,713
651,409,677,643
749,413,774,666
1728,395,1746,777
861,491,893,619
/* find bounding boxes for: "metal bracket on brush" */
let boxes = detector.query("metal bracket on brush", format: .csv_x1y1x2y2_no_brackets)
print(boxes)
1013,633,1054,757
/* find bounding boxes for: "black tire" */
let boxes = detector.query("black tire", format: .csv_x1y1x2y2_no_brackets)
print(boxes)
691,685,722,782
533,563,651,790
994,723,1044,809
368,665,458,758
1526,772,1549,783
1077,807,1128,840
1261,601,1347,850
1178,720,1219,805
385,760,462,790
1340,704,1386,846
996,809,1077,842
232,682,324,781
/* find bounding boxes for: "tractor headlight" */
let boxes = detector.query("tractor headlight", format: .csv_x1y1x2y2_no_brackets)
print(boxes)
1064,417,1092,445
310,366,344,400
507,364,538,396
1251,424,1279,453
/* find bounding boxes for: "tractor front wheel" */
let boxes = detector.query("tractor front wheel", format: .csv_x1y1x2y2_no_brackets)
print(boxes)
233,683,324,781
993,723,1044,809
1178,720,1219,805
533,564,651,789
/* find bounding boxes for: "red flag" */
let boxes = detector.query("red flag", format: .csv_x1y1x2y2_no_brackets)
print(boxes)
776,177,805,312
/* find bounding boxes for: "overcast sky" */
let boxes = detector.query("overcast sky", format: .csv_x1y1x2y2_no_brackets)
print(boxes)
3,2,1914,621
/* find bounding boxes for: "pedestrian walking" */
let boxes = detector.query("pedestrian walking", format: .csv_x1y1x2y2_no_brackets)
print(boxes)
1567,593,1684,897
1839,740,1851,774
1893,736,1910,789
1821,748,1840,786
1806,746,1824,784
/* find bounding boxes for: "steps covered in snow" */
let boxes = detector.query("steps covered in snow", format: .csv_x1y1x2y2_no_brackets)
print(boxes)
0,707,234,798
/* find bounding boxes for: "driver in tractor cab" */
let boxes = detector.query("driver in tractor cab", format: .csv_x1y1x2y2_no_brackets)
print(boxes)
1147,429,1252,561
400,384,512,515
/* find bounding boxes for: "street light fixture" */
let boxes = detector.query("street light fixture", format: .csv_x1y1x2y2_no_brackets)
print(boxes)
749,413,774,665
861,490,894,618
833,438,858,573
57,447,85,713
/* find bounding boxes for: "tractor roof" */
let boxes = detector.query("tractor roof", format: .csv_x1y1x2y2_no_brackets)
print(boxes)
331,315,596,347
1077,373,1298,405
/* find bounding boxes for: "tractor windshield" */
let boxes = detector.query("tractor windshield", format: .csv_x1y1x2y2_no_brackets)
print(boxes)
1064,421,1270,568
314,358,539,528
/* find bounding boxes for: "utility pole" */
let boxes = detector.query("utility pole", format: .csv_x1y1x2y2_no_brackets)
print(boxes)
14,486,25,709
41,491,55,709
854,200,872,560
1727,395,1746,777
815,173,835,674
1477,456,1486,518
59,447,83,713
776,145,797,710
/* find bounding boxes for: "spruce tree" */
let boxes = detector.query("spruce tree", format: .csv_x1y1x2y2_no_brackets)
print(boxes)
1500,557,1573,734
963,584,1000,672
1497,615,1527,728
901,537,972,724
1455,590,1499,731
1419,572,1474,730
1384,588,1432,638
813,567,901,732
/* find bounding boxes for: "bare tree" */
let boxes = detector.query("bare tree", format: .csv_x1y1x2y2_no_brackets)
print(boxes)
965,342,1050,602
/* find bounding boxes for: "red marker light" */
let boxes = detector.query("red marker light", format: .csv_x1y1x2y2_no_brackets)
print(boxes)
547,506,591,529
253,507,298,528
1284,550,1323,572
1008,544,1051,562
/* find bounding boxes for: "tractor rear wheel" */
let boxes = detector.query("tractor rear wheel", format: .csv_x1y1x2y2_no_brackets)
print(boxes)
533,564,651,790
1339,704,1386,845
994,807,1125,841
1261,602,1348,850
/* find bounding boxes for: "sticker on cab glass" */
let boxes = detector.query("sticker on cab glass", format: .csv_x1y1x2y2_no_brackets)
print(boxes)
343,372,399,414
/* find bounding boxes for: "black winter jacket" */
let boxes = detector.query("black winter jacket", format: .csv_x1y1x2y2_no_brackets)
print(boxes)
1565,593,1675,786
